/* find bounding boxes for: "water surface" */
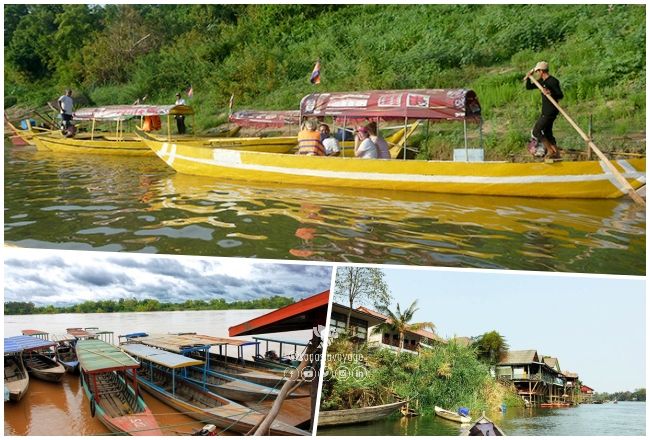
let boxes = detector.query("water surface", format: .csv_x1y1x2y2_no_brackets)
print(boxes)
5,144,645,274
317,402,646,436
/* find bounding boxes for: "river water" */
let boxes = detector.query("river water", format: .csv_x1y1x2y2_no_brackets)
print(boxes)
4,144,645,275
316,402,646,436
4,310,312,436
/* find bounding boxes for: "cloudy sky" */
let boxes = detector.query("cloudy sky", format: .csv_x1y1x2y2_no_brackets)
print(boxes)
4,248,332,305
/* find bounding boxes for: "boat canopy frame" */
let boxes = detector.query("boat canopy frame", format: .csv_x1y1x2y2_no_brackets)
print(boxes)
299,89,483,161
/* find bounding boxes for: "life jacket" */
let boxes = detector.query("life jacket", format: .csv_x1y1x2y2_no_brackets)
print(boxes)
297,130,325,156
143,115,162,132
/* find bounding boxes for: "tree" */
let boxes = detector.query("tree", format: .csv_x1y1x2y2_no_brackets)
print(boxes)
473,330,509,365
371,300,435,354
334,267,391,330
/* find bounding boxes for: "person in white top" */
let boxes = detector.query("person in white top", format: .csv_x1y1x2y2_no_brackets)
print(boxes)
174,93,187,134
319,123,340,156
57,89,74,129
366,121,391,159
354,126,378,159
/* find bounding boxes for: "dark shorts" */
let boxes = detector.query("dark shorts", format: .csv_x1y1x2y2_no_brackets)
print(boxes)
532,113,558,145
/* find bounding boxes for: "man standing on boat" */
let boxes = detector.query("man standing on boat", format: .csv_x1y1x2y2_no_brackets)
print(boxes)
174,92,187,134
524,61,563,158
57,89,74,130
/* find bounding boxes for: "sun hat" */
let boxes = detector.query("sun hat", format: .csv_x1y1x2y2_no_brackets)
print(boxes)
534,61,549,71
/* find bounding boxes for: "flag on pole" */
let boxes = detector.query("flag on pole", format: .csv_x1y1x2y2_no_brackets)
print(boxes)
186,85,193,98
310,59,321,85
229,93,235,114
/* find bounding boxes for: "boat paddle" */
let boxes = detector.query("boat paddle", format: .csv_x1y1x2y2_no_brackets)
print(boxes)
526,71,645,206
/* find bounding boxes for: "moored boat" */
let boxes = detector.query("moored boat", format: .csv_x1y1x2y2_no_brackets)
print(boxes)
185,366,307,402
12,335,66,383
434,405,472,424
318,401,406,427
462,413,506,436
76,339,163,436
52,334,80,374
3,339,29,402
120,343,309,435
143,89,645,199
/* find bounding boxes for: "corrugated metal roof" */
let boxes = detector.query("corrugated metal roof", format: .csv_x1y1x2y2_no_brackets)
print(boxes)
4,335,56,353
21,329,48,336
542,356,560,371
76,339,139,373
121,343,204,369
498,350,539,365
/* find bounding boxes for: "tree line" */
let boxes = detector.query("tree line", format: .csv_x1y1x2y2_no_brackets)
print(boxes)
594,389,646,402
4,296,294,315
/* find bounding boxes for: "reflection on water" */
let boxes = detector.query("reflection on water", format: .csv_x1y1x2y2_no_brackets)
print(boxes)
5,145,645,274
4,311,312,435
317,402,646,436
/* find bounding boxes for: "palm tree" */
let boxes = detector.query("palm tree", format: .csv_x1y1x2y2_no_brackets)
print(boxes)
371,300,435,354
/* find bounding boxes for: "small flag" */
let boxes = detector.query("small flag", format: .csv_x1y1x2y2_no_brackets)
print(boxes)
310,60,321,85
229,93,235,114
186,85,193,98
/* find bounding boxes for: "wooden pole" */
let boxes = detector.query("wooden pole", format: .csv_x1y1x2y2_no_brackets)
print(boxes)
526,73,645,205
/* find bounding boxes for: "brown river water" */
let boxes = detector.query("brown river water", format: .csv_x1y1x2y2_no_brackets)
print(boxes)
4,311,312,436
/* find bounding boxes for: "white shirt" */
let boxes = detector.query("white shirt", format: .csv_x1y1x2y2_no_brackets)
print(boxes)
322,137,340,156
175,98,186,105
356,138,378,159
371,135,391,159
58,95,73,115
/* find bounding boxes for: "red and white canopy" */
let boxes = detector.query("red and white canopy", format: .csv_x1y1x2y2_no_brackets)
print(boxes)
73,104,194,121
229,109,301,128
300,89,481,122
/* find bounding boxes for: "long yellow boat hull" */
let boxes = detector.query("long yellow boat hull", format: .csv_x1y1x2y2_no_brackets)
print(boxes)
31,133,152,156
144,137,646,199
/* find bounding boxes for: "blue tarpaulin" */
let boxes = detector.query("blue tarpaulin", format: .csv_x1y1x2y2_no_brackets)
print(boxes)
4,335,55,353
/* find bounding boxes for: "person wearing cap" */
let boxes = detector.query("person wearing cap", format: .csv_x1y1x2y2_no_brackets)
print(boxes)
297,119,325,156
319,123,340,156
174,92,187,134
354,126,378,159
524,61,563,158
57,89,74,130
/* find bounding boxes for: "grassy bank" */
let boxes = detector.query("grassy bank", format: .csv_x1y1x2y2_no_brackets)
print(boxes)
322,336,522,415
5,4,645,156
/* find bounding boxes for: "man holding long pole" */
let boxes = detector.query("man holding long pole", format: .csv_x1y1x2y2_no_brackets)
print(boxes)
524,61,563,159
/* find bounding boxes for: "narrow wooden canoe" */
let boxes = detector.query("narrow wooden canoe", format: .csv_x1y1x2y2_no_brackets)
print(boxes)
31,133,152,156
318,401,405,427
56,343,80,374
435,405,471,424
23,353,66,383
204,358,289,388
462,414,506,436
141,132,646,199
4,354,29,402
77,339,163,436
133,360,309,435
185,366,307,402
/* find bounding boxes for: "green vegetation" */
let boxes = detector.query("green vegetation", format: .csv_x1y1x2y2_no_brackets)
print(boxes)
4,5,645,156
3,295,294,315
594,388,646,402
322,336,522,414
473,330,510,366
334,267,391,329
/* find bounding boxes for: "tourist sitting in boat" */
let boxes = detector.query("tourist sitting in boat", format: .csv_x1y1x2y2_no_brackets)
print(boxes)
319,123,340,156
354,126,378,159
366,122,390,159
297,119,325,156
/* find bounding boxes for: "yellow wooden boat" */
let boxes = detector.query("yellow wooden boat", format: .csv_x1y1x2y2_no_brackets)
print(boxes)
142,141,645,199
141,89,645,199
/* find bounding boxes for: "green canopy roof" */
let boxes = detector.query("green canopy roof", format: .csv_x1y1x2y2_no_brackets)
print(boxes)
76,339,139,373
